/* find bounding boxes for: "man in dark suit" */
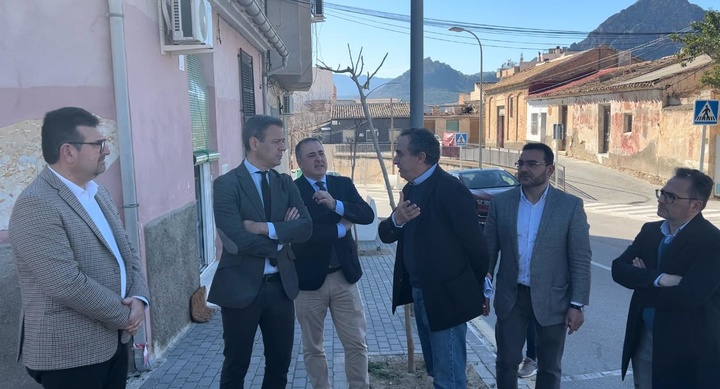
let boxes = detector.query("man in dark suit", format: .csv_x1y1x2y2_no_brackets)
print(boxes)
484,142,591,389
612,168,720,389
9,107,149,389
291,138,375,389
209,115,312,388
379,128,489,388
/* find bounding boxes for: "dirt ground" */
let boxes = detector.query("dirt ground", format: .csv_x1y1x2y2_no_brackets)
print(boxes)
368,354,489,389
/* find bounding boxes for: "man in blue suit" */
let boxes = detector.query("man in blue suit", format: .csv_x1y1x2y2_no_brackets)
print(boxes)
292,138,375,389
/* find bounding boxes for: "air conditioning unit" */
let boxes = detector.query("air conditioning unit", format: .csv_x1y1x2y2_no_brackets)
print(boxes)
171,0,213,46
281,95,294,115
311,0,325,22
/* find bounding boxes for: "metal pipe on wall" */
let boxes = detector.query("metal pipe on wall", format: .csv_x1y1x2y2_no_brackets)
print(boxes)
107,0,148,369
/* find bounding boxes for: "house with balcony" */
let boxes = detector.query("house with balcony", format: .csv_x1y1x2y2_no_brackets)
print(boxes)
0,0,323,386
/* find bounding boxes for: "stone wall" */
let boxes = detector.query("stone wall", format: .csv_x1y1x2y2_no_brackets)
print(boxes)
143,202,200,355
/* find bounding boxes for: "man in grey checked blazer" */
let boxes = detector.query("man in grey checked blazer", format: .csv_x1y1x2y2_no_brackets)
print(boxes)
484,142,591,389
9,107,149,389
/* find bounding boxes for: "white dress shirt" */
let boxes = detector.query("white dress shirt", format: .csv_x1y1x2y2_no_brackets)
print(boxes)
49,167,129,298
516,184,550,286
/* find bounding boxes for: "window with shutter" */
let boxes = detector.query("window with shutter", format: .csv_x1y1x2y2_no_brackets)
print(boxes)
239,50,256,120
187,54,210,153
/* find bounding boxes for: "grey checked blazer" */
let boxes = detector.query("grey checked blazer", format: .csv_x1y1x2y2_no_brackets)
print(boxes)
484,185,592,326
9,167,149,371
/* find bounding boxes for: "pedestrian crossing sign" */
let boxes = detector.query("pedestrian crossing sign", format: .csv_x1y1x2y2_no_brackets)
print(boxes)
454,132,468,146
694,100,719,125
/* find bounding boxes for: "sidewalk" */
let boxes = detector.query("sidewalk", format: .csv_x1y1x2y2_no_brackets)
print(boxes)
130,155,673,389
130,240,503,389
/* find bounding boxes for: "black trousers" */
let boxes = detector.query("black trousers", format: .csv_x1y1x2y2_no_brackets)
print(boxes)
26,333,129,389
495,284,567,389
220,278,295,389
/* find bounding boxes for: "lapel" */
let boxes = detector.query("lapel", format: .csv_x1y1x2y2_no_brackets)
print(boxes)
236,162,266,220
41,167,114,255
411,166,441,212
503,186,522,259
658,215,703,270
96,189,130,255
298,175,331,217
268,169,285,221
531,185,558,258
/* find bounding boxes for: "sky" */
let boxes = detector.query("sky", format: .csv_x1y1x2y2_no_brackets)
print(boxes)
311,0,718,79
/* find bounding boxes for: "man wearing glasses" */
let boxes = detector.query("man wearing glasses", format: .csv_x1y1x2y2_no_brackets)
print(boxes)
612,168,720,389
9,107,149,389
484,142,592,389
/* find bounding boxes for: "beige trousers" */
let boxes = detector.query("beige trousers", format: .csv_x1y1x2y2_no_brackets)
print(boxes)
295,271,370,389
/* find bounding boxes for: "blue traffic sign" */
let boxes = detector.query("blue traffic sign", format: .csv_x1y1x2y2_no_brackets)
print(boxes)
454,132,468,146
694,100,719,125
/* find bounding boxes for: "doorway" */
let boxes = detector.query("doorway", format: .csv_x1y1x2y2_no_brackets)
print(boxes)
599,105,610,153
560,105,568,151
496,106,505,148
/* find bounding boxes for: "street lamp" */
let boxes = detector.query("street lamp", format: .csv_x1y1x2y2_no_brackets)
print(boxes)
449,26,484,168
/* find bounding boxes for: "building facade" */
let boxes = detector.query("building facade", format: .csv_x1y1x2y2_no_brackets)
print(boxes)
0,0,320,386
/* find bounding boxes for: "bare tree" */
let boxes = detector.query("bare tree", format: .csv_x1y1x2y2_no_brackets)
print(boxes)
318,45,396,210
318,45,416,372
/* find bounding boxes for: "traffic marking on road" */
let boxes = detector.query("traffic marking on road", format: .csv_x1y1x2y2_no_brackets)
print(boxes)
584,201,720,224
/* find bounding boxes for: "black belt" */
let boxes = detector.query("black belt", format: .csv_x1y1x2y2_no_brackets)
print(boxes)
262,273,281,282
328,267,342,274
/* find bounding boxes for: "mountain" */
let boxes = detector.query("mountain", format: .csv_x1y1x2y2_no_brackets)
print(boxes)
333,58,499,105
569,0,707,60
334,75,394,100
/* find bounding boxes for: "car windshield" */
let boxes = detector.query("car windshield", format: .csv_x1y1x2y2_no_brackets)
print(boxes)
458,171,519,190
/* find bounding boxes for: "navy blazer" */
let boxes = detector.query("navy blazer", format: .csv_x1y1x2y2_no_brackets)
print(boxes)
612,214,720,388
292,175,374,290
379,166,490,331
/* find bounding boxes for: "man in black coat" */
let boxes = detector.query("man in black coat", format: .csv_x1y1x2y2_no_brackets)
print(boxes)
379,128,490,388
291,138,375,389
612,167,720,389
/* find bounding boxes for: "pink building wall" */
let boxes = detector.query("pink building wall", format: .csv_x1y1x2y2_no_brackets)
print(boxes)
122,1,195,223
212,17,265,172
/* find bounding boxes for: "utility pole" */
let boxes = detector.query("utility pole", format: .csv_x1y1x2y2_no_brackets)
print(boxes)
390,97,395,174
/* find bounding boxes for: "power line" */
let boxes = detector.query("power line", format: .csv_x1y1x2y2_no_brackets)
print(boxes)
324,2,693,39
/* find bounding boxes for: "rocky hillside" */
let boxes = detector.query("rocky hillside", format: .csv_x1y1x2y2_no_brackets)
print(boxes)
569,0,707,60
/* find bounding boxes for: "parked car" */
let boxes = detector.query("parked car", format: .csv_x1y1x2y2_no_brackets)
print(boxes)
448,167,520,226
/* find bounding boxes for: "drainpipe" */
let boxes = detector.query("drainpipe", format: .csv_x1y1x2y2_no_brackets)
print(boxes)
262,51,271,115
107,0,148,370
236,0,289,67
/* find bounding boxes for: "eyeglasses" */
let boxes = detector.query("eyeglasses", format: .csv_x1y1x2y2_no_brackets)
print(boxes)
655,189,696,204
515,160,550,169
67,140,107,154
